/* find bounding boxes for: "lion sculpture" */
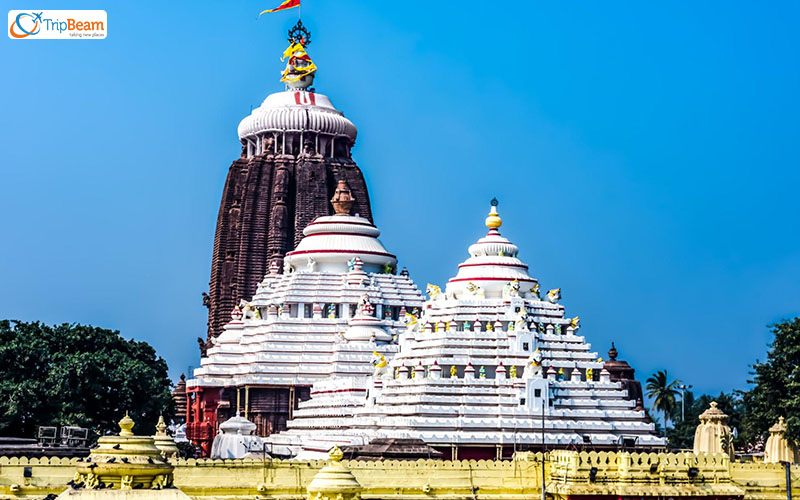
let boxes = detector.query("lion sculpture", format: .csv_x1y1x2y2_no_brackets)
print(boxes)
502,279,521,299
426,283,444,301
372,351,389,379
522,349,544,379
464,281,485,298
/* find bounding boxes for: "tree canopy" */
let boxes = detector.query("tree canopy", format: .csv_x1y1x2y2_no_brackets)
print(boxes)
645,370,682,431
0,320,174,439
740,317,800,446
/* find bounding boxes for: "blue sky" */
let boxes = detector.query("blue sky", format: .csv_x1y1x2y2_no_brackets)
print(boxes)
1,1,798,399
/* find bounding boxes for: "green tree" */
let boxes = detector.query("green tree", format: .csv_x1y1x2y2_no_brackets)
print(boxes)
645,370,682,432
0,320,174,439
740,318,800,447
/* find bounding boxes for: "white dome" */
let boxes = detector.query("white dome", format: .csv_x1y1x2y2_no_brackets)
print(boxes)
284,214,396,273
446,205,537,298
237,90,357,142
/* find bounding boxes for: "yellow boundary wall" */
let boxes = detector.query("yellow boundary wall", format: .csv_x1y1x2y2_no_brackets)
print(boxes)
0,452,796,500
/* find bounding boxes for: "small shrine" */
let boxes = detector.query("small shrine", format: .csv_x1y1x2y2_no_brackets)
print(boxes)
763,417,800,464
58,413,188,498
693,401,734,455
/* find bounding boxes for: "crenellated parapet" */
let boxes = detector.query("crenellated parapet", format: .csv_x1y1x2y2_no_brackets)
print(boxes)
2,452,798,499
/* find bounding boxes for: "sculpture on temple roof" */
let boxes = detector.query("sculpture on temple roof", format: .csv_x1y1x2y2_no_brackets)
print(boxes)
426,283,444,300
372,351,388,379
306,256,317,272
522,349,543,379
514,309,530,332
465,282,485,297
239,299,257,320
502,279,521,299
570,316,580,330
509,365,517,378
531,283,541,299
450,365,457,377
547,288,561,304
403,311,419,332
358,293,374,316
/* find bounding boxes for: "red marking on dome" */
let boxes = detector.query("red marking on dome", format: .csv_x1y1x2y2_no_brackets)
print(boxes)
286,249,397,258
457,262,529,269
304,232,378,238
306,219,375,228
448,277,536,283
294,91,316,105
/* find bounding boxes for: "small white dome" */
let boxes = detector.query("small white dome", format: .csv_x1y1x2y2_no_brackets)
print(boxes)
447,204,537,298
285,214,396,273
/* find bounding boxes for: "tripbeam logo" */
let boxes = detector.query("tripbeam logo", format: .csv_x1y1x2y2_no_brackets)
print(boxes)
8,10,107,39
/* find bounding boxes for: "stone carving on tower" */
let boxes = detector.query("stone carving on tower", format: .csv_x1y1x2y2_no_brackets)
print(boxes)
205,21,373,346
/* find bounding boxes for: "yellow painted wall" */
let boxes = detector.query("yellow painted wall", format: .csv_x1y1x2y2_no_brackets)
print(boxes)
0,452,796,500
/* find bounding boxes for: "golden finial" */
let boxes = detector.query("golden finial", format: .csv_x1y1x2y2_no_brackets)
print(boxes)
118,412,135,437
485,198,502,229
329,444,344,462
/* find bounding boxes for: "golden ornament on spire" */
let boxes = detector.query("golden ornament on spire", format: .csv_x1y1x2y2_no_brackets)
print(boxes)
485,198,502,230
118,412,135,437
328,444,344,462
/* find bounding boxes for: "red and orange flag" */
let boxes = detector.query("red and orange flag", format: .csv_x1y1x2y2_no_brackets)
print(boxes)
260,0,300,16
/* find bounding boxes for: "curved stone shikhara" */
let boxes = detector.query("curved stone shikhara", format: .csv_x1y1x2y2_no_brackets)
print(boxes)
266,204,666,458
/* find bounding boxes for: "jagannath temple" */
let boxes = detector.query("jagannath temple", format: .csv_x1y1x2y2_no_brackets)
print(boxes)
203,19,373,348
0,13,797,500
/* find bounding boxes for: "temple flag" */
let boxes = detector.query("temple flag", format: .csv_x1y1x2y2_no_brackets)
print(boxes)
259,0,300,16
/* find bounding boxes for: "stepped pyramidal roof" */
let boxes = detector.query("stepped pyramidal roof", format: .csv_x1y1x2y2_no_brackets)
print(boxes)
266,201,665,459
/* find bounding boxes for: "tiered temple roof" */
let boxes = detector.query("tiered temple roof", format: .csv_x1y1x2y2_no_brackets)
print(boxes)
188,186,424,454
267,201,664,458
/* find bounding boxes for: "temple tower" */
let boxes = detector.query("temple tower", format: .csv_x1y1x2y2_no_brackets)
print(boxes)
205,22,372,346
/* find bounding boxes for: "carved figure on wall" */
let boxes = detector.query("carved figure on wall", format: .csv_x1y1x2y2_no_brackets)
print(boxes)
465,282,485,297
239,299,257,320
514,309,530,332
426,283,444,301
547,288,561,304
372,351,388,378
522,349,544,379
502,279,521,299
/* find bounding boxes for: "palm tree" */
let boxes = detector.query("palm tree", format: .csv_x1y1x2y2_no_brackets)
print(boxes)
645,370,682,431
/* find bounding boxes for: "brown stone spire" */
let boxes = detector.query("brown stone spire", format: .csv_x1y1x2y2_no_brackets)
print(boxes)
331,179,354,215
205,150,373,348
